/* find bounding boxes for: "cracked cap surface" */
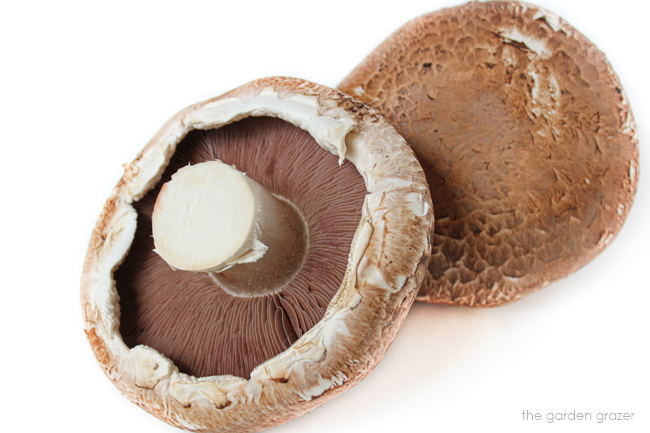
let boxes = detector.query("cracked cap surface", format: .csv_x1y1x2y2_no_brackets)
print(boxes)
339,1,639,307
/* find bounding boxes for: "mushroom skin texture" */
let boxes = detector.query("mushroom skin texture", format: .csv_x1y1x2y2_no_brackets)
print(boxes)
81,77,433,432
339,1,639,307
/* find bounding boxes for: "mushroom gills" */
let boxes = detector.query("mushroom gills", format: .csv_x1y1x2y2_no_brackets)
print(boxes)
114,116,368,378
83,76,434,433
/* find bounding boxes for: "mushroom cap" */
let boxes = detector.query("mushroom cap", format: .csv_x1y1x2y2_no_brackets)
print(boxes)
339,1,639,307
81,77,433,432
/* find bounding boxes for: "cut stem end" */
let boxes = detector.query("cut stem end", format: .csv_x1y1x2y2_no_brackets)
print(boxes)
152,160,308,297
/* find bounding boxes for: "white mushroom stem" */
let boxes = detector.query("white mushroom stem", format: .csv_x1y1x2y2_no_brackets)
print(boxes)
152,160,308,297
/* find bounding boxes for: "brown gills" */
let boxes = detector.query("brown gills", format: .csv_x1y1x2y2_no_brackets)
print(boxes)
115,117,367,378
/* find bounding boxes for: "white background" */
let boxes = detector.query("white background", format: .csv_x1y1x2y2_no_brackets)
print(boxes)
1,1,648,432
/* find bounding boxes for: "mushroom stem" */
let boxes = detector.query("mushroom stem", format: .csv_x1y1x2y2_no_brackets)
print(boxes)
152,160,308,297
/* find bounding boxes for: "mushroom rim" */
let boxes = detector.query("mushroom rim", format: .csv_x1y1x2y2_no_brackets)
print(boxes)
81,77,433,432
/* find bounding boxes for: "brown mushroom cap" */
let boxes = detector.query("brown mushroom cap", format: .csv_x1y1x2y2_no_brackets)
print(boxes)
339,1,639,307
81,77,433,432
